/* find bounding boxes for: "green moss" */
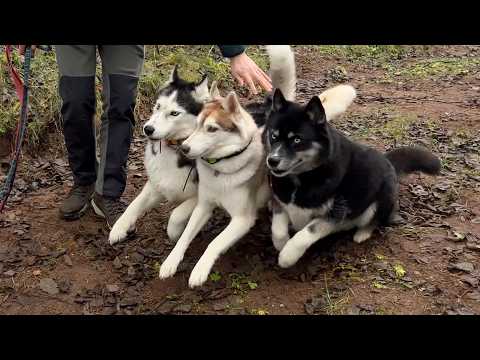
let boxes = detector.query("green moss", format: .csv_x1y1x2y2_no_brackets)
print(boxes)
382,114,417,143
315,45,410,63
386,57,480,79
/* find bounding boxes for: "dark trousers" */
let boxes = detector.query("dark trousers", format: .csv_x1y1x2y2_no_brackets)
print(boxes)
55,45,144,198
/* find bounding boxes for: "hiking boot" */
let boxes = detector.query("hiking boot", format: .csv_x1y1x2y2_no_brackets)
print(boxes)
59,184,95,220
91,192,127,229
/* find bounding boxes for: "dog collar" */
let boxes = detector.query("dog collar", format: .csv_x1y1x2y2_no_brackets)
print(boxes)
202,137,253,165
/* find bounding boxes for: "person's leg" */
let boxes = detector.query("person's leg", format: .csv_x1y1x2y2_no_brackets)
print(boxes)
91,45,145,228
55,45,97,219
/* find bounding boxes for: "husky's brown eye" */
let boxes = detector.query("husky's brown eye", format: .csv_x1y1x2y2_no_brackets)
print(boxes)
170,111,181,116
207,126,218,133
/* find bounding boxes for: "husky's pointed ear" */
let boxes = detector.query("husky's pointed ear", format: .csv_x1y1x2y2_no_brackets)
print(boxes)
194,74,209,99
225,91,241,114
305,96,326,125
169,65,180,83
209,81,221,99
272,88,288,112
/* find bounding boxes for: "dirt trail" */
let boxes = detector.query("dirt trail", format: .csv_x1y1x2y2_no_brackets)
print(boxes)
1,46,480,315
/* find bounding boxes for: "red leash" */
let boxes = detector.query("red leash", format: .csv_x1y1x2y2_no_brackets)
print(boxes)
5,45,25,103
0,45,32,212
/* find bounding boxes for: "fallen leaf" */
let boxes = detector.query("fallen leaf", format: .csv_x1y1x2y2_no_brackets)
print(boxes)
393,264,406,278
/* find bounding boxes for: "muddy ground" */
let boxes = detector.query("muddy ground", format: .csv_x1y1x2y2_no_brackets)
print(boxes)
1,46,480,315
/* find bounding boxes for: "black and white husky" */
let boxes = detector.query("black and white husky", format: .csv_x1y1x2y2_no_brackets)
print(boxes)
265,89,441,268
109,68,218,245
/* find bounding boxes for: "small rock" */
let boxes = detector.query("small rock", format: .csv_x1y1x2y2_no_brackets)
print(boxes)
174,304,192,313
113,257,123,270
466,291,480,302
33,269,41,276
461,275,479,288
449,262,474,273
3,270,15,277
106,284,120,293
466,243,480,252
38,278,59,295
63,255,73,267
213,303,227,311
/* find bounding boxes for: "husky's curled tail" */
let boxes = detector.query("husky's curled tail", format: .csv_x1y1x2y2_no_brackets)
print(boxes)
266,45,356,121
266,45,297,102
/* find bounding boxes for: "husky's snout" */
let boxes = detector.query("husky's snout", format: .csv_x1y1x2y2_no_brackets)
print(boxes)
267,155,281,169
143,125,155,137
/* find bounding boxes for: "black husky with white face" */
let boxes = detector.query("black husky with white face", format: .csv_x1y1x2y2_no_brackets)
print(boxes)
265,91,330,178
264,89,441,268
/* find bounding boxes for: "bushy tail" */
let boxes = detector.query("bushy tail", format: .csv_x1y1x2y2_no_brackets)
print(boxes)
318,84,357,121
265,45,296,102
385,146,441,177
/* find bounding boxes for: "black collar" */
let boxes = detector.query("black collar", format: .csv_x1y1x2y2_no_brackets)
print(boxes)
201,137,253,165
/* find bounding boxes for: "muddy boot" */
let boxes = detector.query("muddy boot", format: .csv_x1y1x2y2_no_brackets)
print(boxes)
91,192,127,229
59,184,95,220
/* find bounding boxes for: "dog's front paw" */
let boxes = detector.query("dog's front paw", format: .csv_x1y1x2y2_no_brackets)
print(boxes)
159,251,183,279
278,244,302,268
109,219,134,245
188,259,212,288
353,227,373,244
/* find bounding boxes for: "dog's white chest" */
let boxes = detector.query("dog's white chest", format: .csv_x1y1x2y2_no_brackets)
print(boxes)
144,142,196,202
281,199,334,231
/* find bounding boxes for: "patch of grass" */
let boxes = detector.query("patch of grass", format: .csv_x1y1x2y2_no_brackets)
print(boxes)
381,114,417,145
228,272,259,295
209,271,222,282
315,45,412,64
385,57,480,79
1,49,61,146
250,308,269,315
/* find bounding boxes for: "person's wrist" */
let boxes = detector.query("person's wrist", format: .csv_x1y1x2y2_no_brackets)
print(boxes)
229,52,247,63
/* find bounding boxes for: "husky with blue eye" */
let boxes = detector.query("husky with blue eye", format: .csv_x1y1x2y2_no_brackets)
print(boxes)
265,88,441,268
109,67,219,245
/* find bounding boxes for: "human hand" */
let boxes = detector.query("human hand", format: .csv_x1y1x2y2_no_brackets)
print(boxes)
230,52,272,95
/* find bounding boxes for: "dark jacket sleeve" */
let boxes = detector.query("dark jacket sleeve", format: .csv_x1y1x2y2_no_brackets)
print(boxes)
217,45,247,58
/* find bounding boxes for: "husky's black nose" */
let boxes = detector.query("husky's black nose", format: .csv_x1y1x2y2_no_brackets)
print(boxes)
267,156,281,168
144,125,155,136
180,144,190,154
